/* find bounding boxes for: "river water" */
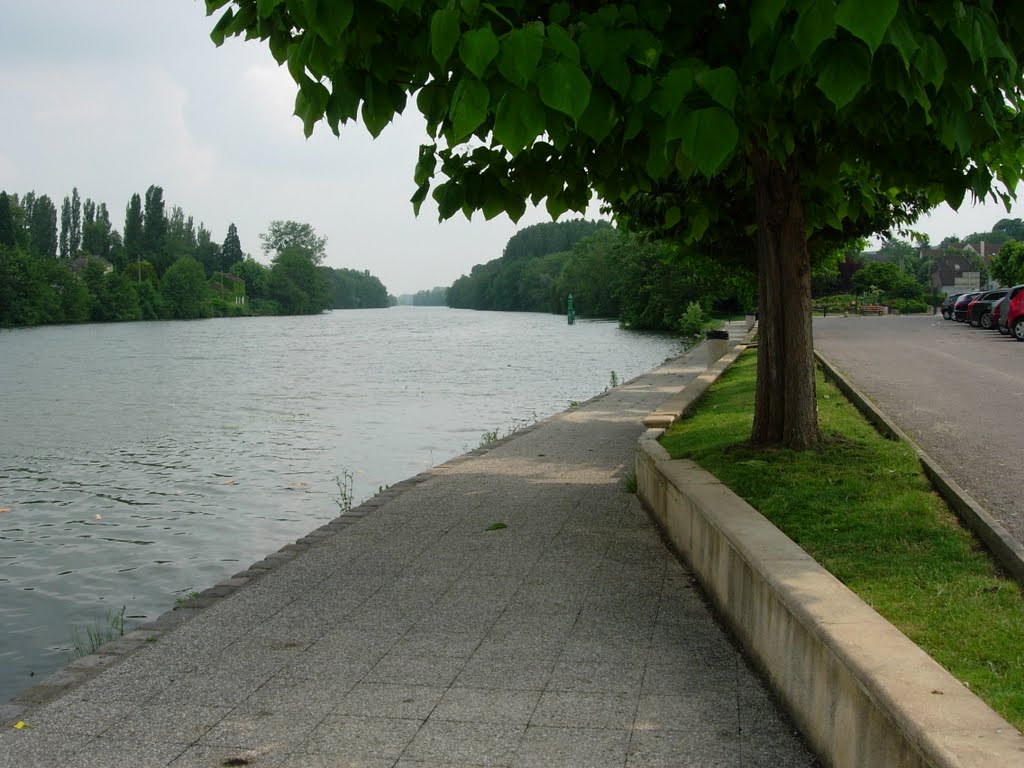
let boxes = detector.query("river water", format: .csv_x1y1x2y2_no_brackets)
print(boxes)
0,307,683,702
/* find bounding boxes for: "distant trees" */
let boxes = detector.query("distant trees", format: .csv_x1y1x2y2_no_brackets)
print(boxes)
446,220,754,331
1,187,391,327
322,267,390,309
412,287,447,306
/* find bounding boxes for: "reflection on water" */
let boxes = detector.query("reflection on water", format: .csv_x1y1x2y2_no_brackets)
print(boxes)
0,307,682,700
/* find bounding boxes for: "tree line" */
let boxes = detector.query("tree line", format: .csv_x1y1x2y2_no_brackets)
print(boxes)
0,187,392,327
444,220,755,332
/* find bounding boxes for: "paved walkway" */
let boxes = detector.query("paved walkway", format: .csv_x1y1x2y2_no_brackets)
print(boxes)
0,328,815,768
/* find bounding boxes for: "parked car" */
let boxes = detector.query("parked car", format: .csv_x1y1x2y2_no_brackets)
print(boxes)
967,289,1009,328
953,292,982,322
940,293,964,319
992,296,1010,335
1006,284,1024,341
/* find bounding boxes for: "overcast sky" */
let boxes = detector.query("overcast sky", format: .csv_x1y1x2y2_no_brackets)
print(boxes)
2,2,1021,294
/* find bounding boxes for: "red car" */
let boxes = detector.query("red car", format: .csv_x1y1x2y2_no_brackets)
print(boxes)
1007,284,1024,341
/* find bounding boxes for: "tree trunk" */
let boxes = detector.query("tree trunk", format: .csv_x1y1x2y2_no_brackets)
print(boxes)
749,149,821,450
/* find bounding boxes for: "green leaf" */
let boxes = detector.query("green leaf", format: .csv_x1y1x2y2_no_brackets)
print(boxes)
792,0,836,61
546,24,580,64
650,66,694,117
549,3,569,25
430,9,461,67
538,61,591,121
414,143,437,186
578,87,616,143
750,0,788,44
679,107,739,176
493,90,546,156
696,67,739,111
459,27,500,79
816,40,871,109
210,8,234,46
836,0,896,54
318,1,354,42
913,37,946,89
450,78,490,139
600,56,631,97
484,521,508,531
770,38,802,83
497,27,544,87
256,0,281,20
882,11,919,67
664,206,682,228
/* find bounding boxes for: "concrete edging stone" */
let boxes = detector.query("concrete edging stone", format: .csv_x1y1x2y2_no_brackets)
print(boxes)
636,334,1024,768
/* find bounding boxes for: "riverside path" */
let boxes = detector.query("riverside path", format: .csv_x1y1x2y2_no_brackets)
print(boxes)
814,313,1024,544
0,326,815,768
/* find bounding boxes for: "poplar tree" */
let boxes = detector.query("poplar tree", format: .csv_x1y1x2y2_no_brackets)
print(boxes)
123,193,144,267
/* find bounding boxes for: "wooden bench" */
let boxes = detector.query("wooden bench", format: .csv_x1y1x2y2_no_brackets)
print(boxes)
861,304,887,315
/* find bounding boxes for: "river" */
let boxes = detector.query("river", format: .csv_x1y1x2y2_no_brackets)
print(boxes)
0,307,683,702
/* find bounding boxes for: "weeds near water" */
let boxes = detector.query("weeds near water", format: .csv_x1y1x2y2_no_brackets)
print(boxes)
175,591,200,606
478,430,499,448
69,605,126,658
609,370,619,389
333,469,355,513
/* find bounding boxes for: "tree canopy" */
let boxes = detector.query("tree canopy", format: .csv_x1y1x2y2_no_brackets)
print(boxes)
209,0,1024,448
259,219,328,264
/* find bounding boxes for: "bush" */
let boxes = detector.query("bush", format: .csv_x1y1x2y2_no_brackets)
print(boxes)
889,299,928,314
677,301,708,336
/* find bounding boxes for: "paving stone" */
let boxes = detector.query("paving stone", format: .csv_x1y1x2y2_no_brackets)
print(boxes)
101,703,231,744
530,690,638,730
334,683,447,720
364,652,466,688
401,720,525,765
430,687,541,725
199,705,323,751
511,725,631,768
69,736,191,768
301,715,423,760
547,659,646,695
626,728,740,768
169,742,292,767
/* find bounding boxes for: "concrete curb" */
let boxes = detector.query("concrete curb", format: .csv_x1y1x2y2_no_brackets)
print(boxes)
636,343,1024,768
815,351,1024,588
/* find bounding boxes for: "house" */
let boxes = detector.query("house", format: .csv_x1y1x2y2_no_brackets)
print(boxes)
208,272,247,305
929,241,1003,295
69,253,113,274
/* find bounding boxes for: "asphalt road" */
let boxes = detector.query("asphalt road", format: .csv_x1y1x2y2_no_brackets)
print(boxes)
813,313,1024,543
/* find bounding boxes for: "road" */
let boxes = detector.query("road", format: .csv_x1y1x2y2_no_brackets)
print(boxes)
814,313,1024,543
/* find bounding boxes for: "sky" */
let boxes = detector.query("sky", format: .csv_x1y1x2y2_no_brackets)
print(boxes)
1,2,1022,294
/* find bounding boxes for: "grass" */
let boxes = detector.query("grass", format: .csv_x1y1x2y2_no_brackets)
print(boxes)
69,605,126,658
660,350,1024,730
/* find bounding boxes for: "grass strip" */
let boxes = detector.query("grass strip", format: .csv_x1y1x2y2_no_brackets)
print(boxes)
660,349,1024,730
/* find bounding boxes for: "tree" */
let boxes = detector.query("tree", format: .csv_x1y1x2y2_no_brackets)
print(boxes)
852,261,921,300
230,256,270,301
28,195,58,260
221,223,244,272
142,185,169,274
269,246,328,314
160,256,210,319
123,193,144,269
211,1,1024,448
259,220,327,265
989,240,1024,287
993,218,1024,241
0,192,15,248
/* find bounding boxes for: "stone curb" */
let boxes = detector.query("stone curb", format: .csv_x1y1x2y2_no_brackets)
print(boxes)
636,339,1024,767
815,351,1024,588
0,333,710,723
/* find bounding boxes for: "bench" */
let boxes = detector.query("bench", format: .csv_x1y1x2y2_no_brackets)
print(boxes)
861,304,887,315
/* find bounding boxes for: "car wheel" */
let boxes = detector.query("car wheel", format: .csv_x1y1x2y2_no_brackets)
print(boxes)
1014,318,1024,341
981,313,993,329
942,309,950,319
969,316,980,327
999,324,1010,335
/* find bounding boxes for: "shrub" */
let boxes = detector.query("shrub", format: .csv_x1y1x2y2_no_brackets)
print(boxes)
677,301,708,336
